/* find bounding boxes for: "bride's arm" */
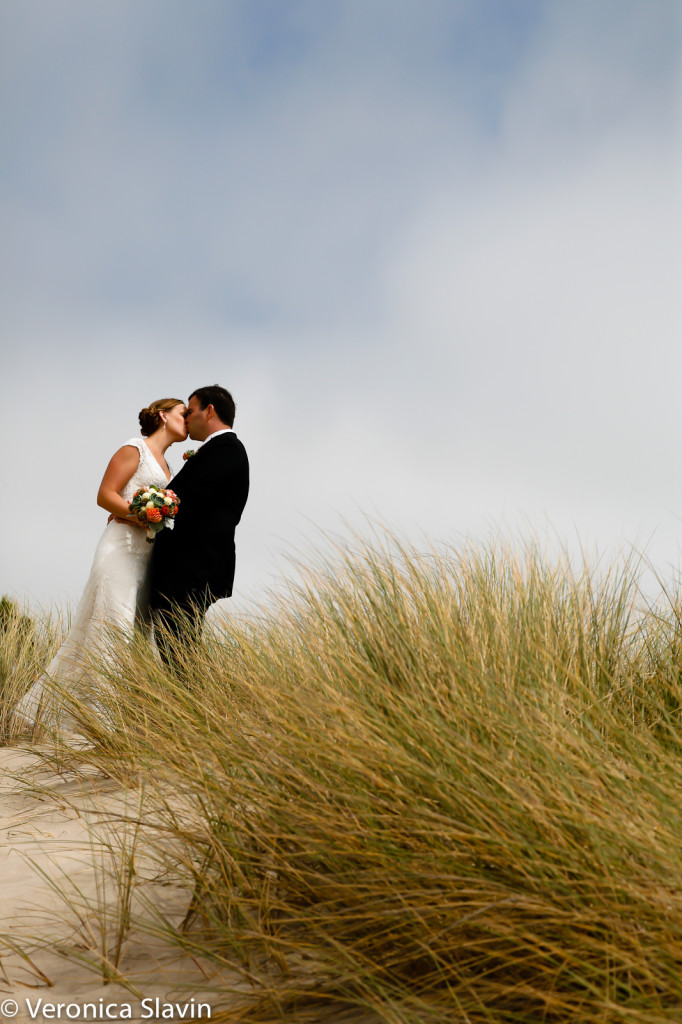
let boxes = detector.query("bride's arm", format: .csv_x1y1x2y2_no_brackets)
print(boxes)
97,445,145,525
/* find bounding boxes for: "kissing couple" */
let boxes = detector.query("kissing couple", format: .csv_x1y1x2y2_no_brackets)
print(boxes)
15,384,249,730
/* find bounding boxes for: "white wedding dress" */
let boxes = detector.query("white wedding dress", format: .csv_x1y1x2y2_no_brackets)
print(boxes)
15,439,172,729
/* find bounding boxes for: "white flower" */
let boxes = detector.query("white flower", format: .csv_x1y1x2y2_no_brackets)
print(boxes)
164,497,172,505
145,501,155,510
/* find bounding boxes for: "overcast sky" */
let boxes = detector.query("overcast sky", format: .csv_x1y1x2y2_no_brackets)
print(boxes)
1,0,680,613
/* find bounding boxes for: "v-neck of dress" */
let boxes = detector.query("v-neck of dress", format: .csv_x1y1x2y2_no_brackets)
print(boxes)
143,440,171,484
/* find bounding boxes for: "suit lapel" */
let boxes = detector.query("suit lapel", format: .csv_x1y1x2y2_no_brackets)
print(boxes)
170,432,237,488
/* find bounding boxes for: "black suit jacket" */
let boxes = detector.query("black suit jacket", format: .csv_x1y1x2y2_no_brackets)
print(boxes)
150,431,249,606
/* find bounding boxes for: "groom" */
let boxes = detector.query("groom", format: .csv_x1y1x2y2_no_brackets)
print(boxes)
150,384,249,653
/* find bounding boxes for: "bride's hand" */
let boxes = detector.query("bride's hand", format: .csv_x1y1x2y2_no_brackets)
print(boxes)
108,513,146,528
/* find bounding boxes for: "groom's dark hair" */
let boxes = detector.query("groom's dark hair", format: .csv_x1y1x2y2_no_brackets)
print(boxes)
190,385,236,427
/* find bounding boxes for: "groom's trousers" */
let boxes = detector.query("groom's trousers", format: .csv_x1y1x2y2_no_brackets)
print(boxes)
152,587,216,669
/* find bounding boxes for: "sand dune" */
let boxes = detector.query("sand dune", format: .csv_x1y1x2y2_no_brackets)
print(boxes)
1,748,375,1024
0,747,241,1023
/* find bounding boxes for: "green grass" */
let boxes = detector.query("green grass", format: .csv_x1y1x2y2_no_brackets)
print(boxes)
0,595,65,743
2,536,682,1022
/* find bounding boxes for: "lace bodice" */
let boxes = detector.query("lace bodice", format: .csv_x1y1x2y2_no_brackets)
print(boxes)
120,438,172,501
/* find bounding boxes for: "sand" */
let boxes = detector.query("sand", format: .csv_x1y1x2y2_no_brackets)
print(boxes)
1,747,379,1024
0,746,246,1023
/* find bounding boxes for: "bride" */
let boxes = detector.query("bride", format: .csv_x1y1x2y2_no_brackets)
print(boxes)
14,398,188,729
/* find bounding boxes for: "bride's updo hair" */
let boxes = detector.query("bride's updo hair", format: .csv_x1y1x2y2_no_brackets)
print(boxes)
138,398,184,437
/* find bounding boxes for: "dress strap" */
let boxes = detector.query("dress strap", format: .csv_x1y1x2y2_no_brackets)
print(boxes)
122,437,145,456
121,437,147,469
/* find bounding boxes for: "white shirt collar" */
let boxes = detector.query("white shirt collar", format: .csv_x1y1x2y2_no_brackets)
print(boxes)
202,427,233,444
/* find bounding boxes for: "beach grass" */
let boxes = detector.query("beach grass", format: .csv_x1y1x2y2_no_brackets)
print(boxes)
0,596,65,743
2,535,682,1022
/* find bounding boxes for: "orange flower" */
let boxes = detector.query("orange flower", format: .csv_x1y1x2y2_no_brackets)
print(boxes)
146,507,163,523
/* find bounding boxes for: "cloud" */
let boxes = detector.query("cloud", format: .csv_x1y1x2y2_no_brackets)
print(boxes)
1,1,536,334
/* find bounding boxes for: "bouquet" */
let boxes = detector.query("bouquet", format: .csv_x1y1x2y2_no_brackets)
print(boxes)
128,486,180,542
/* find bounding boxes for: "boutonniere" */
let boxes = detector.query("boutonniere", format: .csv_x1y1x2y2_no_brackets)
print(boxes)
182,449,197,461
